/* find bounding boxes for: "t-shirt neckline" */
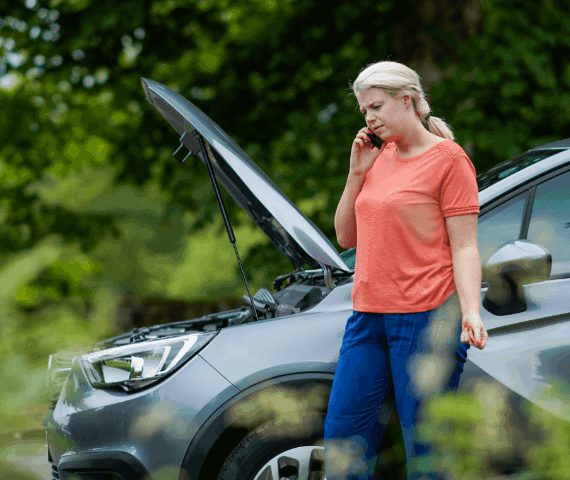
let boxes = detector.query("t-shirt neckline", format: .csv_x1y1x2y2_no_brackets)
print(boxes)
394,139,450,161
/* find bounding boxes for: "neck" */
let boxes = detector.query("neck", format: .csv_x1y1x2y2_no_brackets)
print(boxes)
393,124,432,156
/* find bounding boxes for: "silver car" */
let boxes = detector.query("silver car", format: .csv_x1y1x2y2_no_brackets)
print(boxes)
44,79,570,480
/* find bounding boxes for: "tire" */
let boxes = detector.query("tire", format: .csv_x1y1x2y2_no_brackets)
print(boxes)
218,414,327,480
217,412,407,480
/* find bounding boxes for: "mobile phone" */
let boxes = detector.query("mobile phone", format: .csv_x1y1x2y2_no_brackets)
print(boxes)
366,129,384,149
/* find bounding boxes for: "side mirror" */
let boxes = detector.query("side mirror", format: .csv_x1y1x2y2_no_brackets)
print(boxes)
482,240,551,316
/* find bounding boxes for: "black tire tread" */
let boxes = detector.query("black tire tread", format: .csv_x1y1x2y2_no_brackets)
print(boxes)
218,417,325,480
218,420,274,480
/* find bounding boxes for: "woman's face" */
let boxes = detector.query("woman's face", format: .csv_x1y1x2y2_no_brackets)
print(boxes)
356,87,411,143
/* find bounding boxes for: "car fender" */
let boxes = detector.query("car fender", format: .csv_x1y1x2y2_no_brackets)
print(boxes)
178,372,334,480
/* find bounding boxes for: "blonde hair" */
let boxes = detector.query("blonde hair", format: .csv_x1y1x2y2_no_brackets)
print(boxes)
352,61,454,141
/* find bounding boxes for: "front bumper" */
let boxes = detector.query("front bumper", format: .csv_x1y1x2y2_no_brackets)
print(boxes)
46,353,239,479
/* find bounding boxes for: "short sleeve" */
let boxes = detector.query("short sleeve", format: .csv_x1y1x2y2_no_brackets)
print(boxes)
439,144,480,218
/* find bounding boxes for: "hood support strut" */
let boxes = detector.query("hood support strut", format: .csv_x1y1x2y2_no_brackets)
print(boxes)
175,130,259,322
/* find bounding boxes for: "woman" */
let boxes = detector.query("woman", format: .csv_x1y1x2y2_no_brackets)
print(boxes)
323,61,488,480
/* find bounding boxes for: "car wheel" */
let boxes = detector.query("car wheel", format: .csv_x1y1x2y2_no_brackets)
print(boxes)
217,416,327,480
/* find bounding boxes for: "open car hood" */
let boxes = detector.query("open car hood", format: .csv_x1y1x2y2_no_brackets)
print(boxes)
141,78,351,272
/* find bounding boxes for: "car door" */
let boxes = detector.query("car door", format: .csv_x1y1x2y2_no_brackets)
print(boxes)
469,166,570,421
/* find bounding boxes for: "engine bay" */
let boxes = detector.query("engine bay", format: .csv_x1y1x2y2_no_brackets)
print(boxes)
96,267,353,350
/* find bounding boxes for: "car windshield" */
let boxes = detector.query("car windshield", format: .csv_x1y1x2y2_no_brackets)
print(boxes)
476,149,564,191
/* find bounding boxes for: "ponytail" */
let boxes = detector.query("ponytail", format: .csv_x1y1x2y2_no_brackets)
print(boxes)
426,115,454,141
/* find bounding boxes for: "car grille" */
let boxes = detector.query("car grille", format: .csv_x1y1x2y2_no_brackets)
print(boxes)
51,464,59,479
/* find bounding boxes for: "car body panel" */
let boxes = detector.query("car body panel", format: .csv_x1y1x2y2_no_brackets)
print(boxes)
200,282,354,391
474,279,570,423
141,78,350,273
179,372,335,480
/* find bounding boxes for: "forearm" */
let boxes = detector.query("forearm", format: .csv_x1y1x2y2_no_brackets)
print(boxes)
451,245,482,318
335,173,365,249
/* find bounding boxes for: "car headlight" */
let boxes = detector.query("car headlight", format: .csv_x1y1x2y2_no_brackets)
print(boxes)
81,332,216,392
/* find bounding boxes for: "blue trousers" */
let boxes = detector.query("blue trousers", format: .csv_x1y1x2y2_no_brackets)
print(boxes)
324,292,469,480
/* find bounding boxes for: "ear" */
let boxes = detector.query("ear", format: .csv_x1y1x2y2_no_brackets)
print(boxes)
402,94,413,109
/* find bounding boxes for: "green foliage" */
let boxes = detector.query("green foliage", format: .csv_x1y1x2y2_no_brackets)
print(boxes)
431,0,570,170
1,0,570,450
417,378,570,479
0,459,41,480
0,235,118,431
523,380,570,480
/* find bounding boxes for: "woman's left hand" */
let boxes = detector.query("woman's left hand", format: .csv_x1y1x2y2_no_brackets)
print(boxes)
461,312,488,350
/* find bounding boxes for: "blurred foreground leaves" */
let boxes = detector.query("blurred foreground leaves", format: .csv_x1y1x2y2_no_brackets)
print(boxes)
418,378,570,479
0,235,117,430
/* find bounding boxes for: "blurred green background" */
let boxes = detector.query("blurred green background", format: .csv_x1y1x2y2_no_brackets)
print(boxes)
1,0,570,476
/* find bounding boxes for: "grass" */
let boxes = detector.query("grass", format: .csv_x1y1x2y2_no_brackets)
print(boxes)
0,431,47,480
0,460,43,480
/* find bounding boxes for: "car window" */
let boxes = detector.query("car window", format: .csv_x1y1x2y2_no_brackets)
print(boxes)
478,193,527,266
527,170,570,277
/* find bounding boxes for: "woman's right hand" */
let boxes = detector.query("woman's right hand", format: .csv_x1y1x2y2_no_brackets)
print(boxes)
349,127,383,176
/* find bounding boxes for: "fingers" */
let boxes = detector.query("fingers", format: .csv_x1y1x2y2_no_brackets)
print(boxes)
462,312,488,350
461,328,480,348
472,326,481,347
357,126,376,141
474,325,483,345
353,132,375,151
461,322,487,350
479,326,488,349
460,327,470,344
462,321,474,341
356,131,370,142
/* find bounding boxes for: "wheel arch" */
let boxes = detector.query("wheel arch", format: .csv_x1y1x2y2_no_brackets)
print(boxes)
179,372,335,480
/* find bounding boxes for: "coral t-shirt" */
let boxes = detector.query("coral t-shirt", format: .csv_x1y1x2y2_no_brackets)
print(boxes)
351,140,480,313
